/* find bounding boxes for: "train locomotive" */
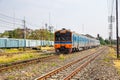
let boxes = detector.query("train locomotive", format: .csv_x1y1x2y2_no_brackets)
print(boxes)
54,28,100,53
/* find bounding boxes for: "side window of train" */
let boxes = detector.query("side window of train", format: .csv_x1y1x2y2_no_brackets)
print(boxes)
72,35,74,42
74,35,76,42
66,32,71,41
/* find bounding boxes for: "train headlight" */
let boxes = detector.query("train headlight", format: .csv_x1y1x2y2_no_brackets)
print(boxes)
55,44,60,48
65,44,72,48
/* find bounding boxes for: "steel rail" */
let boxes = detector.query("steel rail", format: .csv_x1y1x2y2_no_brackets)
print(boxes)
64,47,106,80
0,48,97,72
35,47,105,80
0,55,57,72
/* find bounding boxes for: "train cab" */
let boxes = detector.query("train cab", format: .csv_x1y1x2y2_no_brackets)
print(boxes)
54,28,72,53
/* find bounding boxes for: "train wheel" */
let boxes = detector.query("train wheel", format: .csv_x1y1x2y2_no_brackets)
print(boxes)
55,49,60,54
69,48,72,53
72,48,75,52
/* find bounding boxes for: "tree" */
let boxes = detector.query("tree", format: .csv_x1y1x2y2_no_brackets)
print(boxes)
0,31,9,38
0,28,54,40
99,37,106,45
104,39,110,44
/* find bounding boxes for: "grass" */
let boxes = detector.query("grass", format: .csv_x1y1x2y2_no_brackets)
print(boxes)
0,47,54,64
112,47,120,74
108,48,116,58
103,47,116,62
59,54,65,60
7,75,15,80
104,47,120,75
0,46,54,54
51,62,57,66
90,48,96,52
4,49,23,53
3,49,39,53
41,46,54,51
24,71,33,77
114,60,120,74
0,53,50,64
103,58,110,62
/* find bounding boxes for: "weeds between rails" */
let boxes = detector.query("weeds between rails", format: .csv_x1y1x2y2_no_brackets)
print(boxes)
0,53,56,72
35,47,105,80
0,47,100,72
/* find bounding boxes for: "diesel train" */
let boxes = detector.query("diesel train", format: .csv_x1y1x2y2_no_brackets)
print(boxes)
0,38,54,48
54,28,100,53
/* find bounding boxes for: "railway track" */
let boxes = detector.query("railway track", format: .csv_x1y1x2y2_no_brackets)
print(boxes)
0,50,41,56
35,47,106,80
0,47,99,73
0,54,58,72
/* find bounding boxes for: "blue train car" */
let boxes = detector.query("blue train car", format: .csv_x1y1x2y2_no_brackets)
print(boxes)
0,38,7,48
6,38,19,48
54,28,100,53
18,39,25,47
0,38,54,48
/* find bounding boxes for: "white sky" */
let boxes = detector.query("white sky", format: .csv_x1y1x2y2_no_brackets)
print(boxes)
0,0,120,39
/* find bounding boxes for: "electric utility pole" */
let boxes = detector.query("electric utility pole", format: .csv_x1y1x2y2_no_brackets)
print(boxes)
23,17,26,51
108,15,113,45
116,0,119,58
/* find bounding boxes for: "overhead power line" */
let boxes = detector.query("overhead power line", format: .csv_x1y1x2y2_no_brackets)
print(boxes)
0,25,20,29
111,0,115,15
0,13,22,21
107,0,115,15
26,22,40,28
0,19,23,26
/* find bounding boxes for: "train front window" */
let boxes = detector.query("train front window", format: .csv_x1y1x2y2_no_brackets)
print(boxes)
60,34,66,41
55,31,71,41
65,32,71,41
55,32,60,41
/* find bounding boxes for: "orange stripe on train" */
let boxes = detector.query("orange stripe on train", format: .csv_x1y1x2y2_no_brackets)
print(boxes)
54,44,61,48
54,44,72,48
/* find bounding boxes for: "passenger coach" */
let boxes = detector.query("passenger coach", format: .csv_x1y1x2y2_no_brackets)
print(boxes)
54,28,100,53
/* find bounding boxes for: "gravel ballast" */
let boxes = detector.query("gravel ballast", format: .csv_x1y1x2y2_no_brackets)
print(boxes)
72,47,120,80
0,46,120,80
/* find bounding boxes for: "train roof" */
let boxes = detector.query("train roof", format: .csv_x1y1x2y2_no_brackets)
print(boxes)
55,28,99,41
55,28,71,33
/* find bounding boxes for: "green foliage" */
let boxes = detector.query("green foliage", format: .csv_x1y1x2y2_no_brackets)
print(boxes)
99,37,106,45
7,75,15,80
0,53,41,64
104,39,110,44
0,28,24,38
98,37,111,45
4,49,23,53
51,62,57,66
0,31,9,37
0,28,54,40
59,54,65,60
